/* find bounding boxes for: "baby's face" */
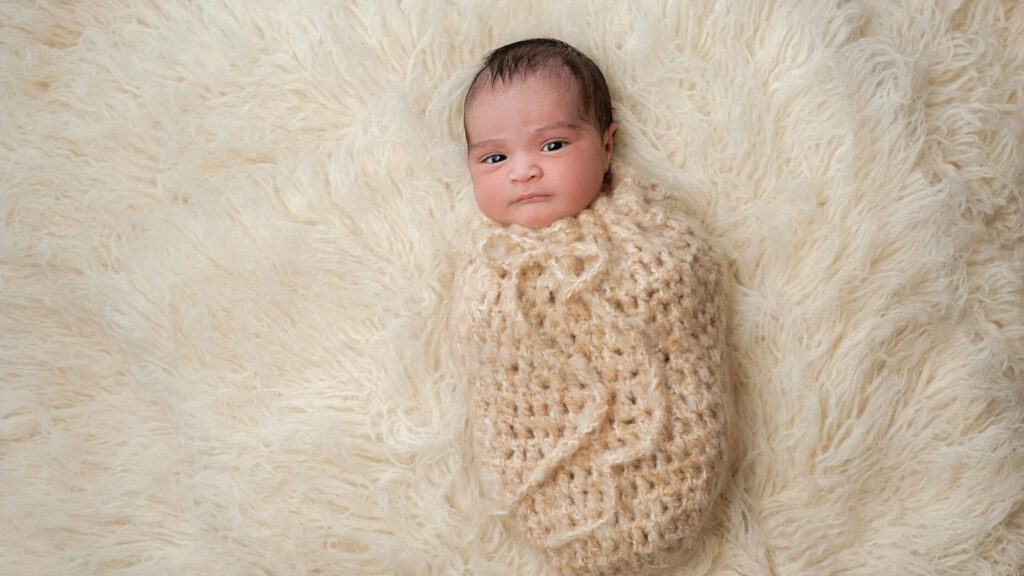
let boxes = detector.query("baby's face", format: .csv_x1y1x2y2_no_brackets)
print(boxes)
465,74,616,228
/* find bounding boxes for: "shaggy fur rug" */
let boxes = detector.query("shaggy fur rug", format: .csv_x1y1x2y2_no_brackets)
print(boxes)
2,1,1022,574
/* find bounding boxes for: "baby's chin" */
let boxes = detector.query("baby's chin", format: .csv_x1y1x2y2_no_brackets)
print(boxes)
507,205,580,229
510,213,567,229
477,199,584,229
515,216,557,229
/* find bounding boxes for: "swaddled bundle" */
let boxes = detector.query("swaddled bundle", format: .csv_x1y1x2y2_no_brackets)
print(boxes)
457,166,729,575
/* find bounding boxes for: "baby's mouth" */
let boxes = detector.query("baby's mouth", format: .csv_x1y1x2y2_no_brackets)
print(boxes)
513,192,551,204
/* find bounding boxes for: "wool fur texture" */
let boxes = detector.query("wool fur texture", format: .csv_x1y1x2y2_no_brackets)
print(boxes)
457,164,728,575
2,1,1023,575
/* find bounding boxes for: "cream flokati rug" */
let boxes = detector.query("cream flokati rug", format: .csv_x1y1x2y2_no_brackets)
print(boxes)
2,1,1022,574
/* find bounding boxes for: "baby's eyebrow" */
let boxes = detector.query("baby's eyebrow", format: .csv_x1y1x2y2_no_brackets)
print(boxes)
468,137,503,152
532,121,583,133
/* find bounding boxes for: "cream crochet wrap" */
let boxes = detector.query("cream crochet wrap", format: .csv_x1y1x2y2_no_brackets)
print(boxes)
456,165,728,575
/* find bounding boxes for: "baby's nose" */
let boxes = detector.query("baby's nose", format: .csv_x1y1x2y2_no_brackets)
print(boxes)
509,157,542,182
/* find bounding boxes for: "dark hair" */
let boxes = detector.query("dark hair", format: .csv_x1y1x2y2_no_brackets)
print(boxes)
464,38,614,134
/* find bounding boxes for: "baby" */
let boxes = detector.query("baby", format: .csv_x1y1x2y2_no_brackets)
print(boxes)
464,38,617,229
457,39,728,575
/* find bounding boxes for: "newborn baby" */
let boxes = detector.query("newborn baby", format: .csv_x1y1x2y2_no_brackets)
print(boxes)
456,38,728,575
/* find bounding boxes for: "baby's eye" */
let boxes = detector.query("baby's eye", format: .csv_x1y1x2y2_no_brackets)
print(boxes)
483,154,507,164
542,141,565,152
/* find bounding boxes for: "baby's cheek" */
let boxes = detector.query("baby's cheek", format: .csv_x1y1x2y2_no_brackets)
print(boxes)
476,189,511,225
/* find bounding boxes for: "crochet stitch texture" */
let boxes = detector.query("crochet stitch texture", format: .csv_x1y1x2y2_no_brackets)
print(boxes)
457,165,729,575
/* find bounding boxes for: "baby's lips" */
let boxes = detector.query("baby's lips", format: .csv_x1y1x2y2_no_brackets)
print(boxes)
513,192,551,204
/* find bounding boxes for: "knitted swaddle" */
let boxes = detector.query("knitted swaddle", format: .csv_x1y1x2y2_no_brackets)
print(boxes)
457,166,728,575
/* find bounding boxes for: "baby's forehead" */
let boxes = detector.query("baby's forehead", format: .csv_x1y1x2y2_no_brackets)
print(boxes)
465,69,586,117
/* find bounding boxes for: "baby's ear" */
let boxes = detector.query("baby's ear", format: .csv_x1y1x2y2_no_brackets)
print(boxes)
603,123,618,163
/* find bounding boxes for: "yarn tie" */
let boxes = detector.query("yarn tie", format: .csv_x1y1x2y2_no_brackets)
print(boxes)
480,228,607,302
